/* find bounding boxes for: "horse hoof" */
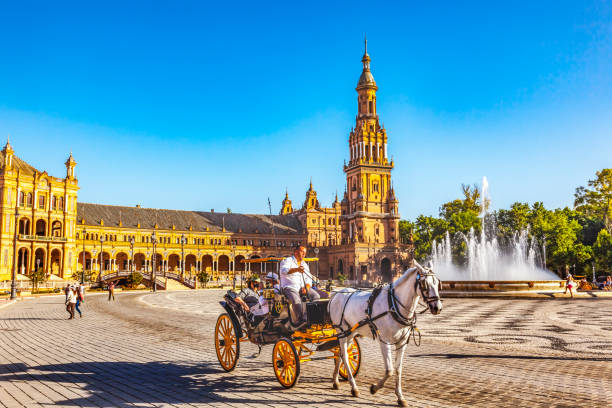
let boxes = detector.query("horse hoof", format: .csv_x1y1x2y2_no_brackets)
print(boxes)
351,389,359,398
370,384,378,395
332,382,339,390
398,399,408,407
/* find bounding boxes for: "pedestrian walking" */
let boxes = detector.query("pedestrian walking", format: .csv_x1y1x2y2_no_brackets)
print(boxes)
108,281,115,301
64,284,71,303
75,283,85,317
66,286,77,319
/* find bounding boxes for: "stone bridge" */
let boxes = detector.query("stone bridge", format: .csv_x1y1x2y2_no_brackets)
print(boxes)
100,270,197,290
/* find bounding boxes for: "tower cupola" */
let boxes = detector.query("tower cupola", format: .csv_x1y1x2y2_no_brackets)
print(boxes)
280,189,293,215
65,152,77,179
2,136,15,170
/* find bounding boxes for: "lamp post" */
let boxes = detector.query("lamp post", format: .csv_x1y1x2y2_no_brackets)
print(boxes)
313,247,319,284
99,236,106,285
10,201,19,300
180,234,186,276
129,237,135,273
151,232,158,292
81,228,86,284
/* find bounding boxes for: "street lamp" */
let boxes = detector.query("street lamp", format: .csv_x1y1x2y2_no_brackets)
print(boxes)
10,196,20,300
313,247,319,284
180,234,186,276
129,237,135,273
99,236,106,285
81,228,86,284
151,232,158,292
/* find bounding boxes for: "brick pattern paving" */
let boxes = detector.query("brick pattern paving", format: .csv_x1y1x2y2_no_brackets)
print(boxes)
1,290,611,407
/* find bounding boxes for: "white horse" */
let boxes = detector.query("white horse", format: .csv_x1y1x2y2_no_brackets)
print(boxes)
328,262,442,407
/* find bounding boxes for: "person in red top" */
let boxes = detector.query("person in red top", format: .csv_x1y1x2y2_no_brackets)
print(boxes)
108,281,115,301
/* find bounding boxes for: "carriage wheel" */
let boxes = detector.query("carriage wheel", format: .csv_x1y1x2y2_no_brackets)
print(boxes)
338,337,361,380
215,313,240,372
272,338,300,388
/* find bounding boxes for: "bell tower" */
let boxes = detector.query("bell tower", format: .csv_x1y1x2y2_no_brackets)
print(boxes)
342,38,399,245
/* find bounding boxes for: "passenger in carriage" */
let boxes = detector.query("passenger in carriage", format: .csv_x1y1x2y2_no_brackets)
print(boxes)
235,277,260,312
280,245,320,326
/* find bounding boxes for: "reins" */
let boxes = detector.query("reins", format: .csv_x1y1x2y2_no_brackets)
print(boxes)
330,268,439,349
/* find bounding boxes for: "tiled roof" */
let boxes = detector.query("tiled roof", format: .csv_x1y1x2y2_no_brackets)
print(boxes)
0,152,40,176
77,203,304,235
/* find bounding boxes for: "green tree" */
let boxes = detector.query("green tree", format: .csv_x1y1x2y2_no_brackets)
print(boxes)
29,268,47,294
127,271,143,288
407,216,449,261
593,229,612,274
575,169,612,233
197,271,210,288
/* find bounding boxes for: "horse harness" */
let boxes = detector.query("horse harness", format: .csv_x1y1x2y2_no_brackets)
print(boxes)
334,271,438,348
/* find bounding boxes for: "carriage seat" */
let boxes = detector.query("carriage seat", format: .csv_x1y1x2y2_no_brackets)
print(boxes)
305,299,330,325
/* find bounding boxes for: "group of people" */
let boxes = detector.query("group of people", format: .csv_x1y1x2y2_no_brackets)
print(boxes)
565,274,612,298
598,275,612,291
64,283,85,319
235,245,326,327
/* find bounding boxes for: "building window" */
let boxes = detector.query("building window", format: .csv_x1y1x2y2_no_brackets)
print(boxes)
58,197,64,210
38,195,46,210
373,182,379,192
52,196,57,210
19,191,25,207
27,193,33,207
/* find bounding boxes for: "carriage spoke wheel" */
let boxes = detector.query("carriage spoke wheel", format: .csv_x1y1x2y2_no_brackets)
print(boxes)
215,313,240,372
272,338,300,388
338,337,361,380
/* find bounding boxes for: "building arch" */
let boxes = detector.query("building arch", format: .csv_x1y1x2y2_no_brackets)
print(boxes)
185,254,197,273
17,247,29,275
116,252,129,271
18,217,31,235
134,253,146,271
50,248,62,276
381,257,392,283
34,248,45,272
218,255,230,272
201,254,213,272
51,221,62,237
234,255,246,272
168,254,180,272
35,219,46,236
78,251,92,272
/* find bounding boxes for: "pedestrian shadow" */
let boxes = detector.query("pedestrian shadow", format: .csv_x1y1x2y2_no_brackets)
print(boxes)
0,317,67,321
0,360,386,407
418,353,612,362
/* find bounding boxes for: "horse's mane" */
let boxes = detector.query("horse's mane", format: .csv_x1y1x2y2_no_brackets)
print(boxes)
393,267,418,288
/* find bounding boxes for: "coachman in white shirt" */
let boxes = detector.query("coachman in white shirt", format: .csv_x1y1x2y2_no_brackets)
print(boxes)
279,245,320,325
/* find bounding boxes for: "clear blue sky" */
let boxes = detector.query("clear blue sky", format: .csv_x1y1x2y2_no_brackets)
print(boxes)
1,1,611,219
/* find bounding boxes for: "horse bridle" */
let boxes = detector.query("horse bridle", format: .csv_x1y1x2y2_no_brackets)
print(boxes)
416,270,441,305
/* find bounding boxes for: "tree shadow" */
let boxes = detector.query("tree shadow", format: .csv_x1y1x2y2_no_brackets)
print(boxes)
417,353,612,362
0,360,385,407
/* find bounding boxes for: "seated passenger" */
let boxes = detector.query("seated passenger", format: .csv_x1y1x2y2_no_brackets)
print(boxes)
235,277,260,312
279,245,320,325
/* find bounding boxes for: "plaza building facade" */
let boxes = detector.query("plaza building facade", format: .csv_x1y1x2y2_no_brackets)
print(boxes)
0,43,412,285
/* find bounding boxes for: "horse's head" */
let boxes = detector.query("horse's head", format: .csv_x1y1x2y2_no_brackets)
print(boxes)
414,262,443,315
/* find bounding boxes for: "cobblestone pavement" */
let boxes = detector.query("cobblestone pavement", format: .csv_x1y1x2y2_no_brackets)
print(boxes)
1,290,611,407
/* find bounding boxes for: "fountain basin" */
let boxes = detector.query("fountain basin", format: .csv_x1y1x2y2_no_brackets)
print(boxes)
441,280,565,297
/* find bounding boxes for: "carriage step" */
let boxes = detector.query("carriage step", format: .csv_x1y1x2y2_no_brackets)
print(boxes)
316,339,339,351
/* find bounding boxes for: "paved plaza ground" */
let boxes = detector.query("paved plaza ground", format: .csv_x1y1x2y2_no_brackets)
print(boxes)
1,290,611,407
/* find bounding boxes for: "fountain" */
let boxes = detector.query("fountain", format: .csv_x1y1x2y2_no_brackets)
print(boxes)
431,177,564,295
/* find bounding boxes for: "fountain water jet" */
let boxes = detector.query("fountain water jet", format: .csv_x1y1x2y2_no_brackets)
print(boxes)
431,177,562,294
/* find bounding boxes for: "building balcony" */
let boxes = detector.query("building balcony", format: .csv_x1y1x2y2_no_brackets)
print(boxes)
19,234,68,243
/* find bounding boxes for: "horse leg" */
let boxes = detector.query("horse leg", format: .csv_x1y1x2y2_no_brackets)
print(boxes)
339,337,360,397
370,342,393,395
393,342,408,407
332,346,341,390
